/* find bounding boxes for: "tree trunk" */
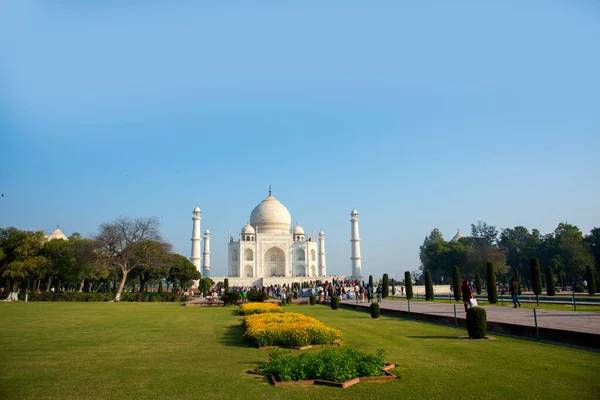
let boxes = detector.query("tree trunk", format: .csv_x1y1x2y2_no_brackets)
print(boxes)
46,276,52,292
114,270,128,301
9,280,20,301
78,279,85,292
36,279,41,292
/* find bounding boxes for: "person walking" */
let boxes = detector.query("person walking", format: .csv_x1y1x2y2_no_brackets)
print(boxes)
510,277,521,308
461,279,473,312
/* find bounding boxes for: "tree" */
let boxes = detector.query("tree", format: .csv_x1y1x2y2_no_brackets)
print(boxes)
464,247,509,277
168,254,201,291
475,273,482,295
499,226,538,277
514,269,522,295
486,262,498,304
530,257,542,305
424,271,434,301
584,227,600,275
545,266,555,296
404,271,413,300
586,266,596,296
224,278,229,292
368,275,373,292
94,216,171,301
470,221,499,248
452,266,462,302
548,223,593,282
382,273,389,298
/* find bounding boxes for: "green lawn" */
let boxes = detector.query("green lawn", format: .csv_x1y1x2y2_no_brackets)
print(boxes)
1,303,598,400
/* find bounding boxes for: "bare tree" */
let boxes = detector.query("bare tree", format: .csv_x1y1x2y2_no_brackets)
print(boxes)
94,216,171,301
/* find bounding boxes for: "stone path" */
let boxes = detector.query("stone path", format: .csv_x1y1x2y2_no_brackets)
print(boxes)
340,299,600,335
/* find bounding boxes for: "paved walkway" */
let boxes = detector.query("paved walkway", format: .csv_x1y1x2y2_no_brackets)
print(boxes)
340,299,600,335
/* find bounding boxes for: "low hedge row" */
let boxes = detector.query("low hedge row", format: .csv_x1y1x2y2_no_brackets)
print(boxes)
20,292,188,302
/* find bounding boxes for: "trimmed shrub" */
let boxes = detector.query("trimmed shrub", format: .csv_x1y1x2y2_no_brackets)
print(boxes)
545,266,556,296
466,307,487,339
224,278,229,293
530,257,543,305
574,285,584,293
486,262,498,304
586,265,596,295
370,302,380,318
158,280,163,294
452,266,462,302
309,294,316,305
514,270,522,295
221,291,241,305
331,296,340,310
368,275,374,292
475,273,482,295
382,273,389,298
425,271,434,301
405,271,413,300
247,290,269,302
286,293,293,304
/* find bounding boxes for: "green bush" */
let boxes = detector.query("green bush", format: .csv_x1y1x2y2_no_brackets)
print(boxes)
486,262,498,304
259,348,386,383
286,293,293,304
221,291,241,305
586,266,596,295
514,270,522,295
247,290,269,302
368,275,374,292
331,296,340,310
405,271,413,300
424,270,434,301
475,273,482,295
466,306,487,339
224,278,229,293
370,302,380,318
452,266,462,302
382,273,389,298
574,285,584,293
309,295,316,305
27,292,115,302
545,266,556,296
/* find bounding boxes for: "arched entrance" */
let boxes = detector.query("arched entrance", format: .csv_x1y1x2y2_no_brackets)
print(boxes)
296,265,306,277
244,265,253,277
264,246,285,277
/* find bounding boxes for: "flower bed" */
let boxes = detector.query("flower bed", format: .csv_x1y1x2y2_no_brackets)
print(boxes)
254,348,395,386
238,302,283,316
243,312,341,348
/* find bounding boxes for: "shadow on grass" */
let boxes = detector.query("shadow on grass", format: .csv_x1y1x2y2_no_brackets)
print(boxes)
406,335,463,339
221,324,253,347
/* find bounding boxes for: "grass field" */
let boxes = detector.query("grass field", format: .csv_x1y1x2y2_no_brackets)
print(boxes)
1,302,599,400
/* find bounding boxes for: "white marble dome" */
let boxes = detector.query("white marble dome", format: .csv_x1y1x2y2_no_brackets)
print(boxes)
450,230,465,242
292,224,305,235
250,194,292,234
241,224,255,235
47,227,67,241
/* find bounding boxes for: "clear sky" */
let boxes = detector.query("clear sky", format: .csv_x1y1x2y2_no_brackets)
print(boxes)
1,1,599,281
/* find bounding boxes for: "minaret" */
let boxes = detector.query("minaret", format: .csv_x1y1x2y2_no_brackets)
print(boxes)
202,229,211,277
318,230,327,276
191,206,202,273
350,209,362,278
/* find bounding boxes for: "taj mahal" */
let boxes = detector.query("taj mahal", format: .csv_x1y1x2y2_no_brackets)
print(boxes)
190,187,363,287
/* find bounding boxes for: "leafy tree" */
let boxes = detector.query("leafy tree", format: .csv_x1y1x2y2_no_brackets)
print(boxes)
586,266,596,296
470,221,499,248
584,227,600,275
475,273,482,295
424,271,434,301
530,257,542,305
464,247,509,277
545,266,555,296
548,223,593,282
382,273,389,298
94,216,172,301
486,262,498,304
452,266,461,302
168,254,201,291
224,278,229,292
514,269,522,295
419,228,444,270
199,277,214,296
499,226,539,277
404,271,413,300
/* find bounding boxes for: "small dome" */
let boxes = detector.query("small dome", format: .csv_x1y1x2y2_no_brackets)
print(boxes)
319,230,325,236
204,229,210,234
193,206,201,212
450,230,465,242
47,228,67,241
350,209,358,216
249,194,291,234
241,224,255,235
293,225,305,235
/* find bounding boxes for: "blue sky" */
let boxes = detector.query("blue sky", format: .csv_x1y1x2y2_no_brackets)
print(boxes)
1,1,599,280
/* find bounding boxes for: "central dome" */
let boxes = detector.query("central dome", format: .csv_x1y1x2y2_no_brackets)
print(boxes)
250,194,292,234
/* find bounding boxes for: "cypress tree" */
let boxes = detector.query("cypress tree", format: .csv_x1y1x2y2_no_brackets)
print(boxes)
405,271,413,300
586,265,596,296
382,273,389,298
514,270,522,295
486,262,498,304
224,278,229,293
530,257,543,305
392,282,396,297
452,266,462,302
368,275,374,292
475,273,482,295
425,271,434,301
158,280,163,294
545,266,555,296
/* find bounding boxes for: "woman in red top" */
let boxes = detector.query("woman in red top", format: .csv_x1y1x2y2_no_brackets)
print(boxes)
461,279,473,312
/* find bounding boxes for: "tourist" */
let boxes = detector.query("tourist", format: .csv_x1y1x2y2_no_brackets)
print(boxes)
510,277,521,308
401,285,404,296
461,280,473,312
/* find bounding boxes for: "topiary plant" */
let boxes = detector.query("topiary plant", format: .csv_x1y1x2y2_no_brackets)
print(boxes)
405,271,413,300
475,273,482,295
545,266,556,296
486,262,498,304
530,257,542,305
220,291,241,306
309,294,316,305
247,290,268,302
370,302,380,318
331,296,340,310
382,273,389,299
586,265,596,296
425,270,434,301
466,306,487,339
452,266,462,302
224,278,229,293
